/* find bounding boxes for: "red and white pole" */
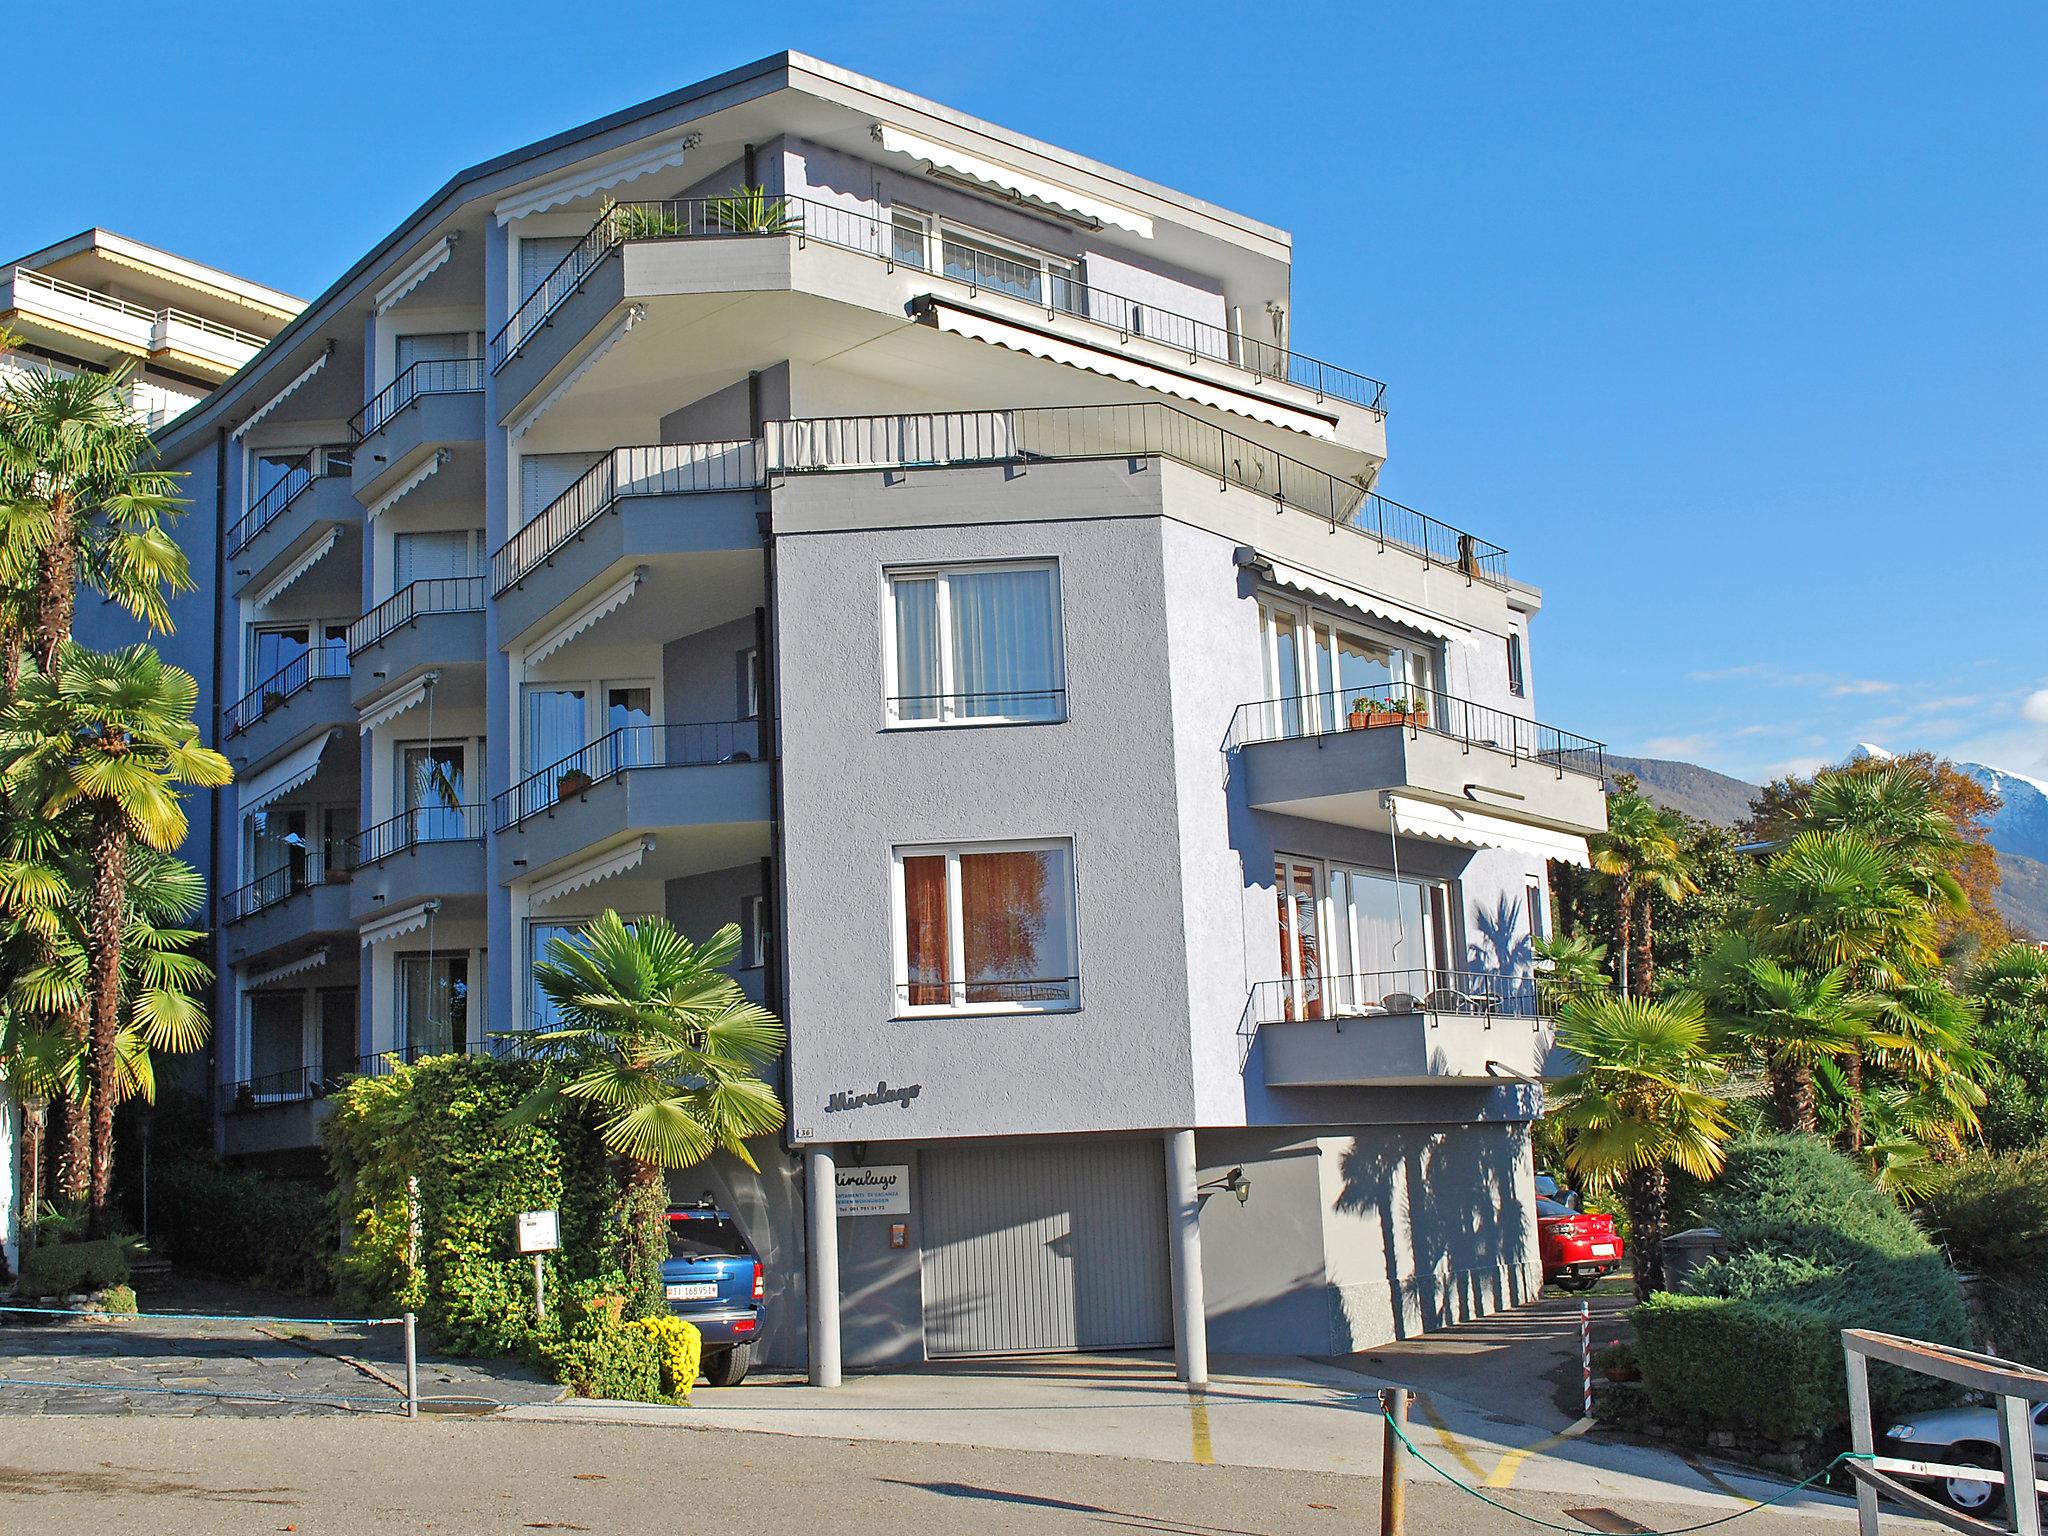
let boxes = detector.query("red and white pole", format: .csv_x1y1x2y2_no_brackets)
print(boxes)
1580,1298,1593,1418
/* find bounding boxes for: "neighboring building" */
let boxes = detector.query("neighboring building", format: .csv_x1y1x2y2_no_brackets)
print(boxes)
0,231,296,1277
92,52,1608,1376
1,229,301,427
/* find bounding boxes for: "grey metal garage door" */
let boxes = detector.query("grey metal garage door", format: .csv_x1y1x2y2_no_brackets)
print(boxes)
920,1140,1172,1356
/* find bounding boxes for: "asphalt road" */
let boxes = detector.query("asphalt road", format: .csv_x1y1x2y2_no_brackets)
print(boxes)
0,1412,1887,1536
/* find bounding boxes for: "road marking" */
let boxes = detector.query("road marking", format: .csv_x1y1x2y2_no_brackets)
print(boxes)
1187,1387,1215,1465
1483,1416,1597,1487
1413,1392,1491,1483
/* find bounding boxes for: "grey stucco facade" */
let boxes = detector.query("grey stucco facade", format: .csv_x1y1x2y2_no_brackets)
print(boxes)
90,52,1609,1375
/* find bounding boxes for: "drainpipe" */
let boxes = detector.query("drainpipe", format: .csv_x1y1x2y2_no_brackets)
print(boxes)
210,426,229,1156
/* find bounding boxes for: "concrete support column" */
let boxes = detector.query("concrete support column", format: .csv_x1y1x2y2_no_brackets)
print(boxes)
1164,1129,1208,1387
805,1144,842,1388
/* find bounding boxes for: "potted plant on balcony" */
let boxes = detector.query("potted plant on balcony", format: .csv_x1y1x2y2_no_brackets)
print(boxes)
1384,692,1430,728
557,768,594,799
261,688,288,715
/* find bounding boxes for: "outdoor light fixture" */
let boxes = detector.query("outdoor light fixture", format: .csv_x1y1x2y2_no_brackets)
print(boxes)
1199,1167,1252,1206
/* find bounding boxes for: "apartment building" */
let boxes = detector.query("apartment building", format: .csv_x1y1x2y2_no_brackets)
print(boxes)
1,229,300,426
102,53,1608,1377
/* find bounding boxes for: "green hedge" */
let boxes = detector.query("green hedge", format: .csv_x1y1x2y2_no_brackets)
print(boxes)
146,1160,333,1292
1631,1135,1969,1439
324,1054,632,1357
15,1239,131,1298
1920,1148,2048,1368
544,1319,666,1403
1633,1295,1840,1439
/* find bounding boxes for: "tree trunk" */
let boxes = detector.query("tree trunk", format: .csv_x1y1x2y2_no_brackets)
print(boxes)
1613,881,1634,999
1782,1064,1818,1136
1621,1164,1669,1301
33,489,77,676
1,632,21,696
84,808,128,1237
619,1157,668,1315
54,1092,89,1205
1632,894,1656,999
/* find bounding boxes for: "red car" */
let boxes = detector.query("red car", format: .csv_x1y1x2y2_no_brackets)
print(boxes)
1537,1196,1624,1291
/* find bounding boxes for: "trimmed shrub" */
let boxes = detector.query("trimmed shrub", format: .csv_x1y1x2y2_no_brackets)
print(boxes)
1633,1295,1839,1439
147,1159,333,1292
1631,1135,1970,1440
1920,1148,2048,1367
15,1239,131,1298
634,1314,703,1403
544,1319,666,1403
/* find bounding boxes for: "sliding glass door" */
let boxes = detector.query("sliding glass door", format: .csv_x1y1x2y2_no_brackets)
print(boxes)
1274,857,1323,1021
1326,865,1457,1010
1260,603,1438,737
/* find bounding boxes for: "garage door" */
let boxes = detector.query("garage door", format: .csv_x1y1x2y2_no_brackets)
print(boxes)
920,1140,1172,1356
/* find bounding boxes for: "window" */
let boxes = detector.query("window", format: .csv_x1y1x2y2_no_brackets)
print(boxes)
890,210,929,270
247,806,309,900
937,228,1080,308
251,449,305,508
527,921,582,1031
317,989,358,1088
1507,633,1526,698
1274,856,1461,1019
1260,603,1438,736
524,685,589,773
606,684,655,767
743,893,769,969
1527,882,1547,942
397,952,472,1056
394,529,481,586
395,331,481,370
251,622,348,692
892,840,1078,1014
247,992,307,1095
738,647,761,719
400,743,468,840
888,561,1064,725
519,235,581,294
520,451,605,523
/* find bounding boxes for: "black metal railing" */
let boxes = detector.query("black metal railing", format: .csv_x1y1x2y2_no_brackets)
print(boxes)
493,719,762,829
223,644,350,736
1224,683,1605,779
1236,967,1545,1069
347,803,487,866
346,576,485,655
217,850,347,925
488,194,1387,411
894,974,1080,1012
489,440,760,593
886,687,1067,726
350,356,484,440
227,446,353,554
767,403,1506,584
219,1043,462,1113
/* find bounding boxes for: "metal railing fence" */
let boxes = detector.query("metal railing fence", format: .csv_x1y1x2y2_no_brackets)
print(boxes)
347,803,487,866
226,446,353,553
346,576,484,654
493,718,761,829
223,643,350,736
1224,682,1605,778
351,356,484,439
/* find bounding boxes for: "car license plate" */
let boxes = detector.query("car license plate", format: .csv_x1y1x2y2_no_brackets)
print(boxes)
1590,1243,1616,1257
665,1282,718,1302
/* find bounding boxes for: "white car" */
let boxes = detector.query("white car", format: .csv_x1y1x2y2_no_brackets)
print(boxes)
1883,1401,2048,1515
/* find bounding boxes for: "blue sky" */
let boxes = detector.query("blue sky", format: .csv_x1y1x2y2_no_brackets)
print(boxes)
9,3,2044,784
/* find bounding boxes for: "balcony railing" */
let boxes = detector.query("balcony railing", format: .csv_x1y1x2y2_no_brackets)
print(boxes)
1224,683,1605,779
887,687,1066,727
894,974,1080,1013
219,1043,463,1113
1237,966,1545,1068
218,850,347,925
227,445,353,554
346,576,484,655
487,195,1387,412
7,266,269,352
223,645,350,737
490,440,761,594
350,356,484,440
348,803,487,866
493,719,761,830
768,403,1508,585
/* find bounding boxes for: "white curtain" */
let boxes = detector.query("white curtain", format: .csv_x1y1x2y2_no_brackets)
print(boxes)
892,578,941,720
948,566,1059,720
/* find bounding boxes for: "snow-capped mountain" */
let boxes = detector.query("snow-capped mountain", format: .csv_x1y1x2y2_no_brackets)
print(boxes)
1962,760,2048,864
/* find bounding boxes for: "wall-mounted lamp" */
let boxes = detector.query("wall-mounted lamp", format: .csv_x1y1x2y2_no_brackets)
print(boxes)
1199,1166,1252,1207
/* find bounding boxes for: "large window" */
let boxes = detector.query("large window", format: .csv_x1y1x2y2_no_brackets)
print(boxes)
888,561,1065,725
892,840,1078,1014
1260,603,1437,737
399,742,469,840
1274,856,1459,1020
250,622,348,691
247,992,306,1096
397,952,474,1056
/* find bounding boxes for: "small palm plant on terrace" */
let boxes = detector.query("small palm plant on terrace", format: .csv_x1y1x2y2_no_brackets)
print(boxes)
516,912,786,1280
706,185,802,235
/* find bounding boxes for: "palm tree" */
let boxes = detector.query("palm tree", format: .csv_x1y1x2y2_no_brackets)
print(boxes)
1551,992,1732,1298
516,912,786,1291
0,364,190,683
1533,930,1610,1015
1712,955,1877,1133
1589,791,1696,997
0,644,229,1232
1798,762,1967,914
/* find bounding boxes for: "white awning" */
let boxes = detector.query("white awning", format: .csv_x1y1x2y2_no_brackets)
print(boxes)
875,125,1153,238
510,304,645,440
367,448,449,522
529,837,653,908
1262,559,1468,642
1386,794,1592,868
524,567,646,665
358,671,438,733
494,134,698,224
361,899,441,950
232,344,332,440
239,730,336,815
920,298,1334,438
374,236,455,315
249,527,340,610
245,947,331,986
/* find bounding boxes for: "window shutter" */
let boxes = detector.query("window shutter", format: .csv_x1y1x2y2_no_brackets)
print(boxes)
519,235,581,294
521,452,605,521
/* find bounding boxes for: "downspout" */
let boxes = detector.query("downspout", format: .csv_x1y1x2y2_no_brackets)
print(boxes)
209,425,229,1154
750,370,795,1156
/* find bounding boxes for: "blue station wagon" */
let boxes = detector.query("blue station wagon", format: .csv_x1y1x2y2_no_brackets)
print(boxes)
663,1203,764,1386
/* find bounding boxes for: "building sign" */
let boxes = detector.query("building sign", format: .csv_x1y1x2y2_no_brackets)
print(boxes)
825,1080,922,1113
835,1165,911,1217
516,1209,560,1253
